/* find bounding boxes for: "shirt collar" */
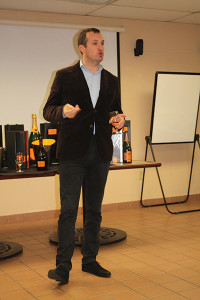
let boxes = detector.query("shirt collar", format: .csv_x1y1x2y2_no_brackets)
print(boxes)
80,60,103,73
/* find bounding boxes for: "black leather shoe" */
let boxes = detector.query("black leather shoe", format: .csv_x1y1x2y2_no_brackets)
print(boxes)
82,261,111,278
48,265,69,284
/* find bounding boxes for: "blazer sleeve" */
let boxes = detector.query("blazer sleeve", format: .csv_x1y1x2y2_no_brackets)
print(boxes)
43,71,64,123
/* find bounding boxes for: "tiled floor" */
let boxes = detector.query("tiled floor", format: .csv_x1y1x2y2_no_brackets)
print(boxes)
1,200,200,299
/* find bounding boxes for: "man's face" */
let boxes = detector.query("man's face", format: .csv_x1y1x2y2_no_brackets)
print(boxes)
80,31,104,64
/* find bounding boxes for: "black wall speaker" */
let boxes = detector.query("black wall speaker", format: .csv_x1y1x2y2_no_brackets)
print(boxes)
134,39,143,56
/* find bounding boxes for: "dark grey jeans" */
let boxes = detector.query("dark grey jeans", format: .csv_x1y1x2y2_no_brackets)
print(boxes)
56,136,110,271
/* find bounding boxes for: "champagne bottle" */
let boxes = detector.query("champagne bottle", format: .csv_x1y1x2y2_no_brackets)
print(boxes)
123,127,132,163
29,114,40,164
36,137,47,171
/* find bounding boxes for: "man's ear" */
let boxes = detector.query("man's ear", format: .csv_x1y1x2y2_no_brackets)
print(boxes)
78,45,85,54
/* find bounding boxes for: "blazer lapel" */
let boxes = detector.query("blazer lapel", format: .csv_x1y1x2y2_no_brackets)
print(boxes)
74,62,94,109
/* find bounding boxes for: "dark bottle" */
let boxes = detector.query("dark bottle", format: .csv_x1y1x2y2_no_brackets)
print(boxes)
123,127,132,163
36,137,47,171
29,114,40,164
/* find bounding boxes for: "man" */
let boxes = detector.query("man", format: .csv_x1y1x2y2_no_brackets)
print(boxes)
43,28,125,284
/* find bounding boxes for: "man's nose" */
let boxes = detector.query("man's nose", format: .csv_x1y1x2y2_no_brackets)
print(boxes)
98,44,103,50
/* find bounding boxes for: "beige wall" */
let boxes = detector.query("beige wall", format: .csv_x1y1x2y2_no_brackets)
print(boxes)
0,10,200,216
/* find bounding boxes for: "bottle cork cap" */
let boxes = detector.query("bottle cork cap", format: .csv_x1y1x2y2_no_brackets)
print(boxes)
32,114,36,118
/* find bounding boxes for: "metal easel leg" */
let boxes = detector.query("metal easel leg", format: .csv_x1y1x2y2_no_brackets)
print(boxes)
140,136,200,214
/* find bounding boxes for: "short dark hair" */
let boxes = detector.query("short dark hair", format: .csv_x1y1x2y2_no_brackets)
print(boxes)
78,28,100,49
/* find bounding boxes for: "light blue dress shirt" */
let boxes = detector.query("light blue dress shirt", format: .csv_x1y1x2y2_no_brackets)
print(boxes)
80,60,103,109
63,61,103,134
80,61,103,134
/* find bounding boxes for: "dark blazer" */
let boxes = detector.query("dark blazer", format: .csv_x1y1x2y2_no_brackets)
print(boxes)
43,61,123,161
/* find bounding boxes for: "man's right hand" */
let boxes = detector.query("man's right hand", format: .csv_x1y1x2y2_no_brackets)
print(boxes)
63,104,81,119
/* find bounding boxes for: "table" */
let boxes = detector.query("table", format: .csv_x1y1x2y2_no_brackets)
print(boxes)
0,161,161,258
0,165,58,180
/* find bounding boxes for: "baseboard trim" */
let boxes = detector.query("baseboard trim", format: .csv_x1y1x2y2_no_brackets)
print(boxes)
1,194,200,224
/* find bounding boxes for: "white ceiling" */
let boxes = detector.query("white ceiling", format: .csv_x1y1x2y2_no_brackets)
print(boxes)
0,0,200,25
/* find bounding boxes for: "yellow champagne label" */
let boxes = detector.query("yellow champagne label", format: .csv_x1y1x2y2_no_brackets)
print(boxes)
112,157,118,164
123,151,132,162
37,161,45,168
31,128,39,133
30,148,35,161
48,128,57,135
